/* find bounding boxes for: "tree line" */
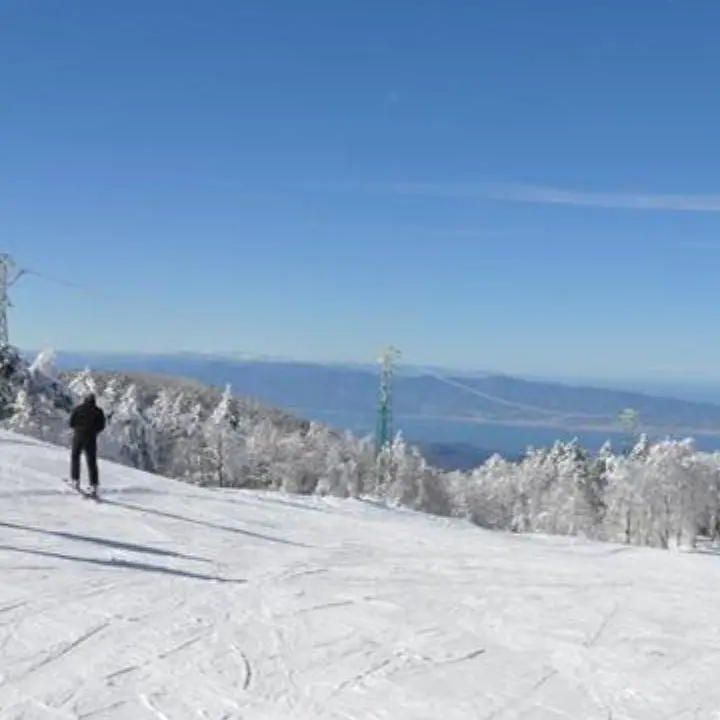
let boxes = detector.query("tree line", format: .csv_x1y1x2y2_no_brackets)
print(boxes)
5,348,720,553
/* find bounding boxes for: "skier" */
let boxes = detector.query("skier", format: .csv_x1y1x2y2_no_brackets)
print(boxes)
69,393,106,497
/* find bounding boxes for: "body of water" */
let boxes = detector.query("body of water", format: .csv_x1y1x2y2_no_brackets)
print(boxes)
301,409,720,457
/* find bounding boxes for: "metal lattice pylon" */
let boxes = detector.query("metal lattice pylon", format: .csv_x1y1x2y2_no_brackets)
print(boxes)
0,254,26,347
375,345,401,456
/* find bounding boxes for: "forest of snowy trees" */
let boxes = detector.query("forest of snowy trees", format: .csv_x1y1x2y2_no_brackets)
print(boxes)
4,347,720,554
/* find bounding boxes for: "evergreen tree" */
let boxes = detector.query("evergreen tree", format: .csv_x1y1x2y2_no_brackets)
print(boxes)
200,385,244,486
68,367,97,401
7,386,65,443
104,384,156,472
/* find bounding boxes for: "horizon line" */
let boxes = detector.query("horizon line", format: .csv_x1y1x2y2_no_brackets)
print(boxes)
20,347,720,385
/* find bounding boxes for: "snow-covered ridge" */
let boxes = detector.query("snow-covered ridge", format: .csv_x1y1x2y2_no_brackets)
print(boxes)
2,429,720,718
8,348,720,554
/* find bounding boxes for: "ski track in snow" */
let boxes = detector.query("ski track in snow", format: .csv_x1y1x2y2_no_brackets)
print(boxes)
2,431,720,718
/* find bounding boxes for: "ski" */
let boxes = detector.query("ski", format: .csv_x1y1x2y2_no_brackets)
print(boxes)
62,478,100,501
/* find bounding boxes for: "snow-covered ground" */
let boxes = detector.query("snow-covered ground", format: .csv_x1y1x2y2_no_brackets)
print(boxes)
2,431,720,719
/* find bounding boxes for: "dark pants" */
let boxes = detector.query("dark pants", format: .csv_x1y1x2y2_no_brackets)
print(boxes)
70,436,99,487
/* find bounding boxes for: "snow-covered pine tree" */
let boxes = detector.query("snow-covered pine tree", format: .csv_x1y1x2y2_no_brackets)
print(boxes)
6,388,33,434
373,436,398,499
6,386,66,443
382,433,424,508
513,444,561,533
315,442,349,497
0,346,72,419
546,441,600,537
26,349,74,413
0,348,18,419
68,367,97,401
313,430,375,499
697,450,720,541
99,377,121,414
172,401,206,483
103,384,156,472
200,384,245,486
243,418,286,489
146,389,191,477
28,348,57,381
278,422,334,495
466,453,521,530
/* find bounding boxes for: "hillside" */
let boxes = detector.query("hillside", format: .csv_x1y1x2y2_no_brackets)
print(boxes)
3,351,373,494
56,368,312,436
2,430,720,718
47,352,720,434
14,347,720,559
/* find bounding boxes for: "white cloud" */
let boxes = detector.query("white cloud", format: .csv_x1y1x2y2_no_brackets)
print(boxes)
386,181,720,213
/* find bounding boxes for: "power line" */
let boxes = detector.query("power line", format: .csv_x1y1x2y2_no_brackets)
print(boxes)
0,252,633,432
426,371,610,423
22,268,123,301
0,252,136,348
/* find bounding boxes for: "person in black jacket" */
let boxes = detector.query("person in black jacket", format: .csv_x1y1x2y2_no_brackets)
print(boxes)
69,393,106,496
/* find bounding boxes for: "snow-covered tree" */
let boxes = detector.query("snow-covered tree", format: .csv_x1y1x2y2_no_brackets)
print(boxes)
103,384,156,472
240,418,285,489
546,441,601,536
198,385,245,486
6,386,65,443
602,438,713,549
6,388,33,433
281,422,335,495
12,357,720,558
99,377,121,413
468,452,525,531
28,348,58,381
68,367,97,401
146,389,192,477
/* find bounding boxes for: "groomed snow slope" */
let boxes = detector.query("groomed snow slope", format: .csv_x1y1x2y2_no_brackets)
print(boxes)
2,432,720,719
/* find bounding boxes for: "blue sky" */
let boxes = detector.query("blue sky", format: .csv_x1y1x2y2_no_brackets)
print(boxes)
4,0,720,379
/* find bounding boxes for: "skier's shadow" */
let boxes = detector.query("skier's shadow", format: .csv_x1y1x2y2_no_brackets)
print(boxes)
210,493,335,515
0,520,210,563
0,489,65,499
0,437,44,448
0,544,245,584
103,499,310,548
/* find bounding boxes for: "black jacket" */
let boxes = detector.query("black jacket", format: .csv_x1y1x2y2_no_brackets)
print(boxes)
69,396,106,443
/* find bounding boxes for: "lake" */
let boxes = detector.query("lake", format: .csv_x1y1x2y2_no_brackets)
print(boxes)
300,409,720,456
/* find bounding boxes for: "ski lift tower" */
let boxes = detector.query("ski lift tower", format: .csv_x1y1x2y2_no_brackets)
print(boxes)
0,254,26,347
375,345,401,457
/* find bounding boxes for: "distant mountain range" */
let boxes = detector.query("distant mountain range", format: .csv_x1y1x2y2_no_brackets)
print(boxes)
32,351,720,439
